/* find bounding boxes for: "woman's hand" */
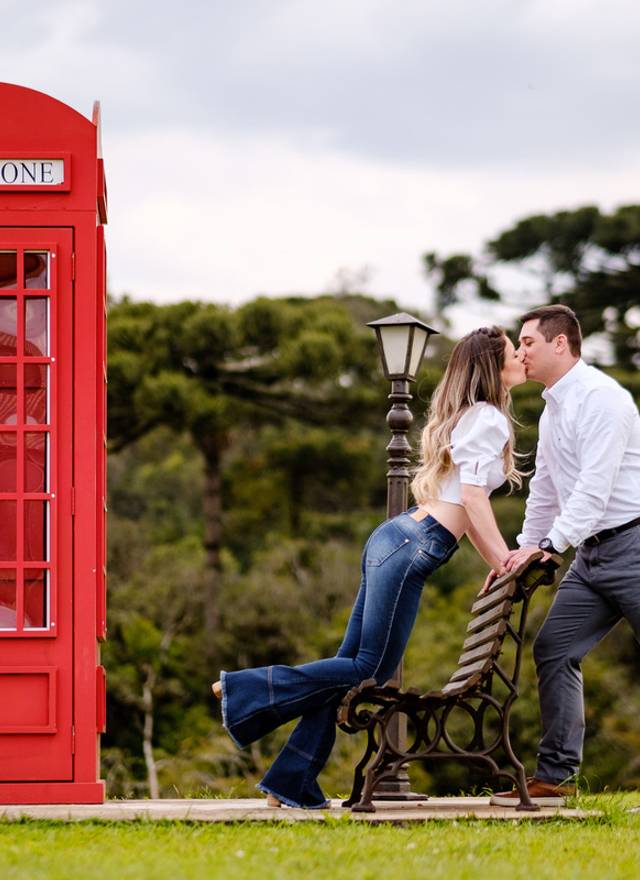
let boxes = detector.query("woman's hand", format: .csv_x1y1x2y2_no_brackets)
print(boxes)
478,565,506,595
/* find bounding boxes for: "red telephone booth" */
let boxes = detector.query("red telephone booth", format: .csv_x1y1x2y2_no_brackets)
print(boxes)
0,83,107,803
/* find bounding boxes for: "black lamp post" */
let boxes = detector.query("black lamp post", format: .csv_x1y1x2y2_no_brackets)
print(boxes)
367,311,439,798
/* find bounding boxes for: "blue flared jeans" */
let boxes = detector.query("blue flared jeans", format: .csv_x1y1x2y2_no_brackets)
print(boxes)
220,510,458,808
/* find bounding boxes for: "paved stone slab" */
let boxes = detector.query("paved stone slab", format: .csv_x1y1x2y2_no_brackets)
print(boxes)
0,797,596,824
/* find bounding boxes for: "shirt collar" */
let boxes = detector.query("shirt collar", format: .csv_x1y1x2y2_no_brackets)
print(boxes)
542,359,588,404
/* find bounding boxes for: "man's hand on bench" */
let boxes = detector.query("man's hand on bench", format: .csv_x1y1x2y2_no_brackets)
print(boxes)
503,545,553,573
478,549,560,596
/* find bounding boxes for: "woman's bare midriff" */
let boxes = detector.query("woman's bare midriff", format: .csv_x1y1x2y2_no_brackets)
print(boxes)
409,499,469,541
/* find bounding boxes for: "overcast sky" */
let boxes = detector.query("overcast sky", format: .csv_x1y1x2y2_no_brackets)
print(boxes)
1,0,639,331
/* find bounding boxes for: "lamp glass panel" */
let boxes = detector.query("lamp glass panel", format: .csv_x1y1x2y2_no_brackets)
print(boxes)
408,327,428,377
379,325,411,375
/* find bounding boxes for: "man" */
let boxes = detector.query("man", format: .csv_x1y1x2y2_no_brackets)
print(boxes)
491,304,640,807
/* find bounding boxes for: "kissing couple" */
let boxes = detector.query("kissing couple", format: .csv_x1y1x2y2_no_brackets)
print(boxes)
213,304,640,810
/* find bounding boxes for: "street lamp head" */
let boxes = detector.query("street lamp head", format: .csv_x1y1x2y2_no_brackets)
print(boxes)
367,312,439,381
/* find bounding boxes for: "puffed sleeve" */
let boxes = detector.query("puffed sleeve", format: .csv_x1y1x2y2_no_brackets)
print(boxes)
450,404,510,487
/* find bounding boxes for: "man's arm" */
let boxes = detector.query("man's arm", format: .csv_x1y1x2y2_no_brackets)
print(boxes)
506,388,635,572
516,441,561,548
504,423,562,573
545,389,634,552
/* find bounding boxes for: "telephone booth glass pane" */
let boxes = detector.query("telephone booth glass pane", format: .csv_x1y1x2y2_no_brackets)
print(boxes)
0,252,17,289
25,298,49,356
25,432,49,492
24,252,48,289
0,364,17,424
0,297,17,353
0,501,17,560
25,364,49,424
0,569,17,630
24,500,49,562
0,433,17,491
24,569,48,629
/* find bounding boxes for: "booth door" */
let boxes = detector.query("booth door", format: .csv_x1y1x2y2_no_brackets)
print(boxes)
0,229,73,781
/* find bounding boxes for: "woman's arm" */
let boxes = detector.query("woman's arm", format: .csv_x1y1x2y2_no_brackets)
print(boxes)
461,484,509,573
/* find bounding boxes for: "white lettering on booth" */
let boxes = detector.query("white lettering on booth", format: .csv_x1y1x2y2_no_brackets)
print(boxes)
0,160,64,186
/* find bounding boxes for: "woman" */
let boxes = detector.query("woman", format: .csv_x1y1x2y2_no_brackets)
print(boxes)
213,326,526,808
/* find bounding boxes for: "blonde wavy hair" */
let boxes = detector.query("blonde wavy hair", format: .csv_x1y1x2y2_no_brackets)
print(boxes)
411,326,524,503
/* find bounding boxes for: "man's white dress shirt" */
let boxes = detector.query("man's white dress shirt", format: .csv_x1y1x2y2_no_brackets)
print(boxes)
517,359,640,553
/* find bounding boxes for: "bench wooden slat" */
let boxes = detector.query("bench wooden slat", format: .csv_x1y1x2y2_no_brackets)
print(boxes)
457,641,499,667
462,620,507,650
440,672,482,695
484,571,515,592
485,566,524,592
449,658,491,683
471,582,517,615
466,600,512,634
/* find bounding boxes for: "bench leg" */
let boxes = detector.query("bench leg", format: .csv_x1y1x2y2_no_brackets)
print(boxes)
341,726,378,808
514,764,540,812
350,764,379,813
501,707,541,812
350,724,396,813
350,742,391,812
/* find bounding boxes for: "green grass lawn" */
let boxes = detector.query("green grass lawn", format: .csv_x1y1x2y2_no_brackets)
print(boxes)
1,798,639,880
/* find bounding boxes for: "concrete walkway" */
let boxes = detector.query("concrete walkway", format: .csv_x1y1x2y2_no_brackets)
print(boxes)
0,797,595,824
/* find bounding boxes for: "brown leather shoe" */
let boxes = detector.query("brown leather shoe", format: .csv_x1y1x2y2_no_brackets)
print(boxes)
490,776,576,807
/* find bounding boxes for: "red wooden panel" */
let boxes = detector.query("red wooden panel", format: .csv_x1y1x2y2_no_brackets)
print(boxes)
0,666,56,733
96,665,106,733
0,83,106,802
96,224,107,641
0,228,73,781
0,781,104,804
73,217,102,786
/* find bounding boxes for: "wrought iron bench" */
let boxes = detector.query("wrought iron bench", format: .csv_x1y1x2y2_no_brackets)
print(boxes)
337,552,561,812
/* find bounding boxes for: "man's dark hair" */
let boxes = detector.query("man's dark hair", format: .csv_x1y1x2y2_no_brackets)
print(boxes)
519,304,582,356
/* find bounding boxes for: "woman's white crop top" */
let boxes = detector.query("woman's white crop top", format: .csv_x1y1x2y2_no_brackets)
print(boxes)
436,403,509,505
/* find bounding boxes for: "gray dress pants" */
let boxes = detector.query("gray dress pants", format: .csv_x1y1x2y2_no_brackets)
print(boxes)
533,526,640,784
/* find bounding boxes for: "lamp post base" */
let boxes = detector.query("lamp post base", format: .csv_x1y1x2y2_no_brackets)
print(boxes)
372,772,428,802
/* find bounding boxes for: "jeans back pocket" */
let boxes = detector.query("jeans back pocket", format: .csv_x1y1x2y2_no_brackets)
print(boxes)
366,523,411,566
421,537,456,565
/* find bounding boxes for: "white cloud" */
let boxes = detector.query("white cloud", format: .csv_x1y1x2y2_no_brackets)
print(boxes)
1,0,639,328
105,126,640,315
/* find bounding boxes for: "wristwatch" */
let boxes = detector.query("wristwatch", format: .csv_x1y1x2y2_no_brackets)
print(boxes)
538,537,558,554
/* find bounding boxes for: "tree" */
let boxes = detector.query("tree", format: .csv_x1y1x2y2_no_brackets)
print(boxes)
424,205,640,367
107,295,389,653
103,308,640,797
